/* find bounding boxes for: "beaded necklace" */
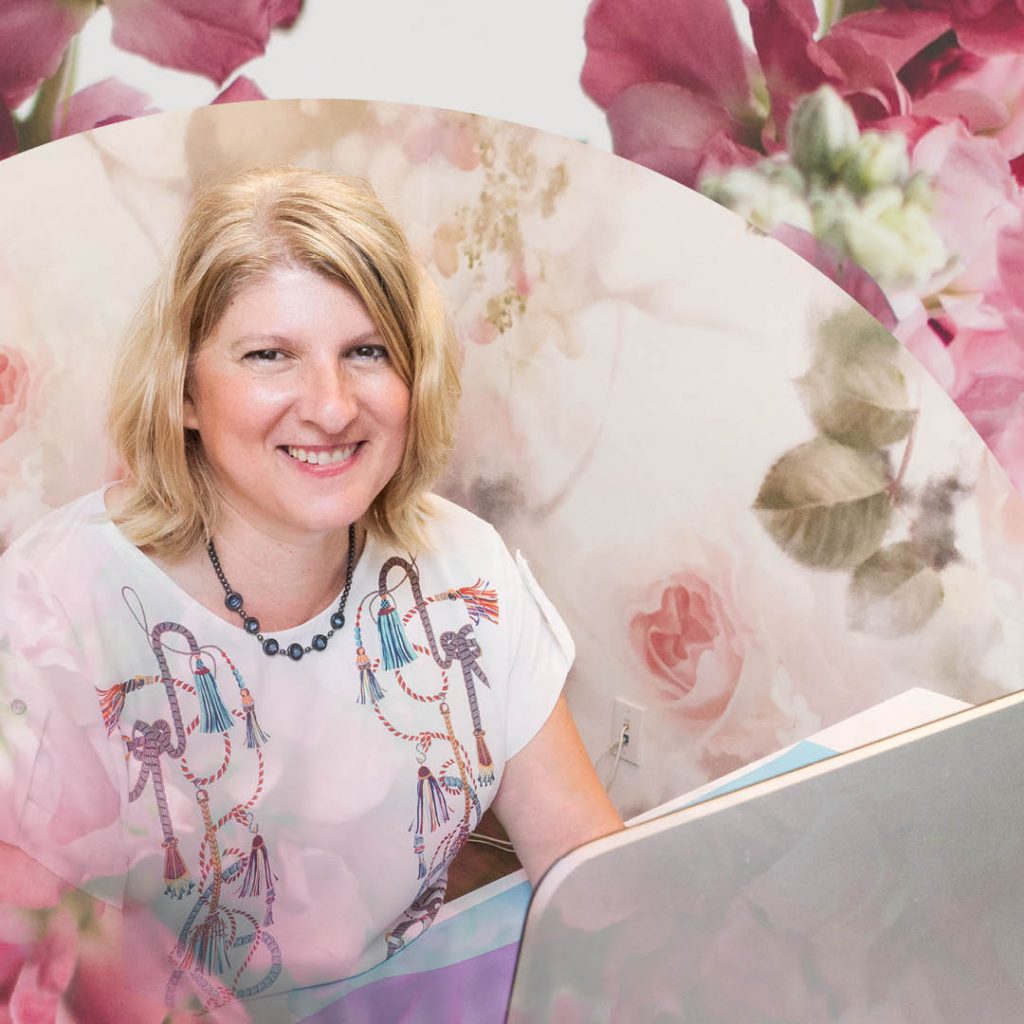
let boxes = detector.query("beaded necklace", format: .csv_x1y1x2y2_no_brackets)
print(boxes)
206,523,356,660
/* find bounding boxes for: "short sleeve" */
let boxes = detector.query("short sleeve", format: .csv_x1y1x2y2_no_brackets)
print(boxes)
501,547,576,759
0,549,128,906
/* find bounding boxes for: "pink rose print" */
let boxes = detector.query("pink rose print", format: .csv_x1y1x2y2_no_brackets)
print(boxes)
630,571,743,722
0,346,29,446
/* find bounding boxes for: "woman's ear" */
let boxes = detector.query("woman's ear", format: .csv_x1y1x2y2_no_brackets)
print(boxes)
183,390,199,431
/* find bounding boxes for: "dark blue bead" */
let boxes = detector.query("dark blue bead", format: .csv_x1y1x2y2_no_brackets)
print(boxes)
312,634,328,651
262,638,280,656
244,616,260,634
225,592,244,611
330,612,345,629
287,643,304,661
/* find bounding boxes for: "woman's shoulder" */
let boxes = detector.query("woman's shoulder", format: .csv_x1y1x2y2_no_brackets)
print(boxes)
2,489,112,578
418,493,507,555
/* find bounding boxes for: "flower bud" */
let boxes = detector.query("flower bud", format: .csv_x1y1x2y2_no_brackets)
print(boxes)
840,130,910,195
787,85,860,181
700,166,813,233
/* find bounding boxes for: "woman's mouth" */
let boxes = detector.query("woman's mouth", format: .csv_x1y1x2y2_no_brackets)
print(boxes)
284,443,360,466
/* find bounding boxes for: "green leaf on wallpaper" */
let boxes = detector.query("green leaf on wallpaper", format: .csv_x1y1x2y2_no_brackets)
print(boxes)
754,437,892,568
798,306,916,449
848,541,944,637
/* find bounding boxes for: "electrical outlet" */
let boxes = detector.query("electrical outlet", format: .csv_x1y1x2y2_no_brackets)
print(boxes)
611,698,644,767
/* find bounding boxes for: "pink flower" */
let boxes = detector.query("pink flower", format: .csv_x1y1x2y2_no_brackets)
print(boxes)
0,1,92,109
581,0,925,187
881,0,1024,57
105,0,303,84
630,569,744,722
52,79,159,140
0,1,299,120
0,346,28,446
582,0,764,186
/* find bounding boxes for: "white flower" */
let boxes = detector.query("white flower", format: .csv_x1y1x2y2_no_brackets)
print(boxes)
812,185,948,289
700,166,814,233
840,130,911,195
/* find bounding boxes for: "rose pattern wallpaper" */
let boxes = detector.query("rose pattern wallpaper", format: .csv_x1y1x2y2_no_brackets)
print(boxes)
2,97,1024,832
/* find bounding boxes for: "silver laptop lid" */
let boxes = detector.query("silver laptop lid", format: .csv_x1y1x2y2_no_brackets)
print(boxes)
508,691,1024,1023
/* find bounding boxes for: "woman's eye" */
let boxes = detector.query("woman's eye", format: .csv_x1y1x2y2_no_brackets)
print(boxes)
244,349,285,363
350,344,389,362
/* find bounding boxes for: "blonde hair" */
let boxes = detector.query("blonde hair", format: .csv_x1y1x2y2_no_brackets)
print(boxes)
107,166,460,559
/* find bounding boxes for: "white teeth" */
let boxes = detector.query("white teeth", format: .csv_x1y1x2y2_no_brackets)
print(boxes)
286,444,357,464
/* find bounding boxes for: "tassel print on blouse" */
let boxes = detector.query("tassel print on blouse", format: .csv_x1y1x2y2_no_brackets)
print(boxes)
355,646,385,704
414,764,451,834
128,719,194,900
239,688,269,749
238,833,275,898
453,580,499,626
162,837,193,899
192,657,233,734
180,790,231,976
96,675,148,735
474,728,495,786
376,593,416,670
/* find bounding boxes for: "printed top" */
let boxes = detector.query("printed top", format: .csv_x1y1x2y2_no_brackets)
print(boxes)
0,489,572,1019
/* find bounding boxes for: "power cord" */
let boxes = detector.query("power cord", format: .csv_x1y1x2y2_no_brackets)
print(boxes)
466,718,632,850
595,720,630,792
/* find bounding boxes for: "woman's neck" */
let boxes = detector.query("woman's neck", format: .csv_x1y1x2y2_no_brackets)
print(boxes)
105,481,365,632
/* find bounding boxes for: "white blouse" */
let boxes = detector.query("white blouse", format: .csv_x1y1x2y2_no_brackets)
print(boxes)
0,490,572,1019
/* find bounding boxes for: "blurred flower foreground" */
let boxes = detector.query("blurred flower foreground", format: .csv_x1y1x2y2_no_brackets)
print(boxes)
584,0,1024,492
0,0,303,158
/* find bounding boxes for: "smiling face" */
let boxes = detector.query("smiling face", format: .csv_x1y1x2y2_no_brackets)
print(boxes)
183,263,411,545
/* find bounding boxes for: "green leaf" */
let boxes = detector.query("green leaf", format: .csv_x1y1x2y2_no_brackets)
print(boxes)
754,437,893,569
799,306,916,449
848,541,944,637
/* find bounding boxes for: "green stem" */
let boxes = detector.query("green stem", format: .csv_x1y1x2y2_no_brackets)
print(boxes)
820,0,840,34
17,37,78,151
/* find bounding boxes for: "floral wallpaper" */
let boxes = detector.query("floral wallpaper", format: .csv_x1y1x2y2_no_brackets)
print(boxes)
2,99,1024,831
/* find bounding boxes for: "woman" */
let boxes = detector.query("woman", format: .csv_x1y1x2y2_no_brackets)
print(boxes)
0,166,621,1020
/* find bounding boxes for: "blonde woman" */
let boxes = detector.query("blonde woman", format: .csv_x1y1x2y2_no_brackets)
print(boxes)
0,167,621,1020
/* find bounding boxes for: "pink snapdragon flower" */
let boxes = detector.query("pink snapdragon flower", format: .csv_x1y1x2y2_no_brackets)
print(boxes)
582,0,937,187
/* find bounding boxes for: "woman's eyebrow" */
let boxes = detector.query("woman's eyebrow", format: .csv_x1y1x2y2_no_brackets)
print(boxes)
228,329,383,352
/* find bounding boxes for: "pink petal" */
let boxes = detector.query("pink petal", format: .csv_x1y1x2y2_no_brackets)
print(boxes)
819,33,909,121
582,0,750,114
270,0,303,29
912,87,1009,132
828,8,951,72
0,844,67,911
606,82,737,160
745,0,840,129
212,75,266,104
0,0,93,109
693,131,763,180
106,0,284,84
771,223,897,329
53,79,157,141
957,4,1024,56
998,221,1024,311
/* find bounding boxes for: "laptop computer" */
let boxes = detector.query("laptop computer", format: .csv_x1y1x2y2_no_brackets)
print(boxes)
507,690,1024,1022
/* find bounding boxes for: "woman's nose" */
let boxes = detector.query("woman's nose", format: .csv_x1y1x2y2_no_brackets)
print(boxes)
297,363,359,433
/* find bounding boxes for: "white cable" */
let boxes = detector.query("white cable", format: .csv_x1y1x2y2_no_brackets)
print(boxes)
467,834,516,852
595,722,630,793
